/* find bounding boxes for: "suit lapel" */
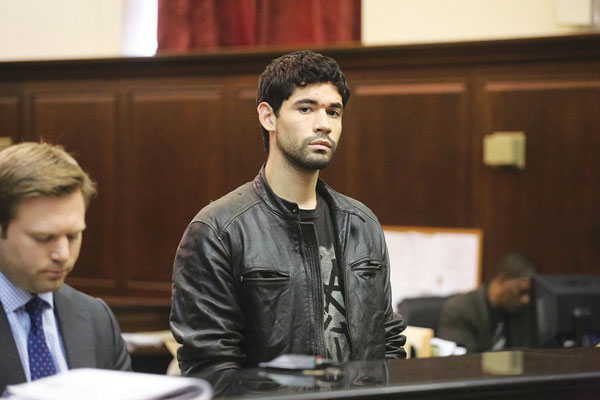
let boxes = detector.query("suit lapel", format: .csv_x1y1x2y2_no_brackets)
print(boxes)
0,302,27,384
54,286,97,368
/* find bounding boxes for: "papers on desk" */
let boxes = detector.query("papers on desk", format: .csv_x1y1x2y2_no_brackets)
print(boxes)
6,368,212,400
430,337,467,357
121,330,173,353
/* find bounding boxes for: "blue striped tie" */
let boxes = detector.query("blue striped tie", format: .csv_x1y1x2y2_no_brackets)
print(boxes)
25,296,57,380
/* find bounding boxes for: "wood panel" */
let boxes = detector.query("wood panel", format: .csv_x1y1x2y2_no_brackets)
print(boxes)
122,85,226,295
224,84,268,188
0,94,20,141
1,34,600,329
341,81,471,227
478,79,600,276
29,91,119,292
110,304,171,332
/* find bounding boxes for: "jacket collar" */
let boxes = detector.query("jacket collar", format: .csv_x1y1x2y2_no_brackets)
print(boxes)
252,165,354,219
0,284,95,385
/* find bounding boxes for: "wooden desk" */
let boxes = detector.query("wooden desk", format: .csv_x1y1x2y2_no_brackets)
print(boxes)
209,347,600,399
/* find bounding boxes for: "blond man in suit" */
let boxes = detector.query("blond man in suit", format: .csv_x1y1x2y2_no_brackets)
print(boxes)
0,142,131,386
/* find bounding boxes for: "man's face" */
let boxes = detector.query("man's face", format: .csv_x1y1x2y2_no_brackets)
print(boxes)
495,276,532,313
272,82,343,171
0,191,86,294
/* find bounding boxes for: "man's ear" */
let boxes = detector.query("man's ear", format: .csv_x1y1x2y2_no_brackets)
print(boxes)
257,102,276,132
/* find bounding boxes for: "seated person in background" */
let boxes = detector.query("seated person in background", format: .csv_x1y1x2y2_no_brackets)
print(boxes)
437,252,538,353
0,142,131,386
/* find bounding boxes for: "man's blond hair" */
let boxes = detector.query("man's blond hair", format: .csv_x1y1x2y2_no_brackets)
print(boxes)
0,142,96,236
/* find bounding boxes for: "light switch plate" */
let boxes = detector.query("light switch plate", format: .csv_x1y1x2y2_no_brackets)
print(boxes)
483,132,526,169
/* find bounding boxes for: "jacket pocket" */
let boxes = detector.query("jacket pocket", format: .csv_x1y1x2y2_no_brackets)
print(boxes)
238,268,290,283
347,258,387,358
237,267,291,360
350,258,385,278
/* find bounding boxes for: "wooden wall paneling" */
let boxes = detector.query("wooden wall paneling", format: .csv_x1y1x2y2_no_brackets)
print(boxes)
111,304,172,332
469,72,492,281
0,94,21,143
225,84,268,188
29,90,120,294
122,84,226,297
1,34,599,322
343,81,471,227
478,79,600,276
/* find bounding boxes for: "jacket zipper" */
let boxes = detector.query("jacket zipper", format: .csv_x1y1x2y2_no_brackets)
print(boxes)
298,220,326,357
340,212,356,360
309,231,326,357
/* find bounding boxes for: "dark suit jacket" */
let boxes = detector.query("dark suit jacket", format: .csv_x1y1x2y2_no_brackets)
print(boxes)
0,284,131,386
437,287,534,353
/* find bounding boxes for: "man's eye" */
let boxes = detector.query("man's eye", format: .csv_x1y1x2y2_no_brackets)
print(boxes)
34,236,52,243
299,107,311,113
67,233,80,241
328,109,341,117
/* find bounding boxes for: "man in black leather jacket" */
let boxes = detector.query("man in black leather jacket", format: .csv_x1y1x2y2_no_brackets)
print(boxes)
170,50,406,378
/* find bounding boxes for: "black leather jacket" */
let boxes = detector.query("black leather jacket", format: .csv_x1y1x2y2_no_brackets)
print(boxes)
171,167,405,377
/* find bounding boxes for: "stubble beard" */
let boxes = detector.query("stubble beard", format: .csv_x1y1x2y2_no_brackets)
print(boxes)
277,134,337,172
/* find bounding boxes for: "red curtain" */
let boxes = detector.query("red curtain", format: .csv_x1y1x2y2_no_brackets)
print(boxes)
157,0,361,51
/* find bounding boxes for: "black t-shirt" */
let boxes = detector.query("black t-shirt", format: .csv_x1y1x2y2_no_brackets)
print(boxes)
297,195,351,362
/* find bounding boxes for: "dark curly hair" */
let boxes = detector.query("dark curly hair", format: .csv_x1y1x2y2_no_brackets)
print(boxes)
495,252,539,280
256,50,350,153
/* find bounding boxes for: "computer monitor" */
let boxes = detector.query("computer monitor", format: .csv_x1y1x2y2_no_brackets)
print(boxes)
532,275,600,348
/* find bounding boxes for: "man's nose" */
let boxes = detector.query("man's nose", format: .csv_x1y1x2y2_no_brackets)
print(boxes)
50,237,70,263
314,109,332,133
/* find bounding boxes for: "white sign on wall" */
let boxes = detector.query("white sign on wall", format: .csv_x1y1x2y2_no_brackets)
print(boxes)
383,226,482,308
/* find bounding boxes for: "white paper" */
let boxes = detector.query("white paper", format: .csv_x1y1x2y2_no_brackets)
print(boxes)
7,368,212,400
122,331,172,352
430,337,466,357
385,229,480,308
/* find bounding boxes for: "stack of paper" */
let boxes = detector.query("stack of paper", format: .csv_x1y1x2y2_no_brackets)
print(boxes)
6,368,212,400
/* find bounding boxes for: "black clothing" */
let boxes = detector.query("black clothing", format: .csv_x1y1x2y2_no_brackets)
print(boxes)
437,286,534,353
298,195,350,362
170,167,406,377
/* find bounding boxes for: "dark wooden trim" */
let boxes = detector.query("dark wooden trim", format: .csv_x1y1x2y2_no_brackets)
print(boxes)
1,34,599,81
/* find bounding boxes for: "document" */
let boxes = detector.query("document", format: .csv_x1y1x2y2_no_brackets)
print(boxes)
121,330,173,353
384,229,480,306
7,368,212,400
